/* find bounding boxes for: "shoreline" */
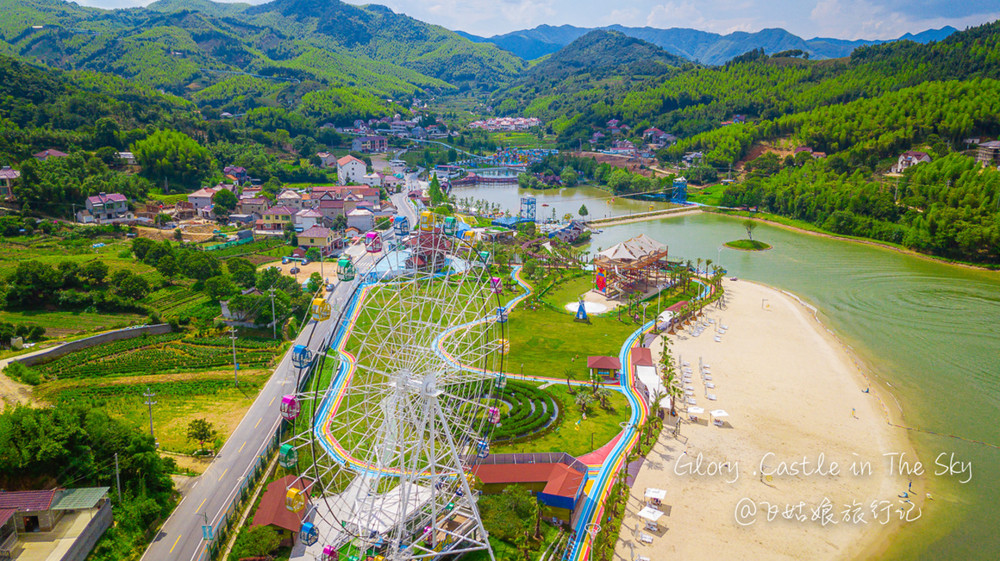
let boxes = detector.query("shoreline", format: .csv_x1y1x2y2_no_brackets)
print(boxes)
617,279,915,561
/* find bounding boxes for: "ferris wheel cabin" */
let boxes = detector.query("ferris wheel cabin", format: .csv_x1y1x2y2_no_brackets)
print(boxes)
337,256,356,282
364,231,383,253
393,215,410,237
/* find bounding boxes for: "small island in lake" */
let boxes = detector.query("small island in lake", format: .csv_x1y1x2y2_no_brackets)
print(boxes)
725,239,772,251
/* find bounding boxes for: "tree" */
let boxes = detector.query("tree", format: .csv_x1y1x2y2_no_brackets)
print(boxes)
186,419,217,452
131,130,212,190
429,175,445,205
306,272,323,293
156,253,179,279
593,387,612,410
205,275,236,301
332,214,347,231
114,272,151,301
81,260,109,286
227,258,257,288
744,218,758,241
180,251,221,281
578,204,589,217
230,526,281,560
212,189,237,216
560,166,578,186
575,392,594,414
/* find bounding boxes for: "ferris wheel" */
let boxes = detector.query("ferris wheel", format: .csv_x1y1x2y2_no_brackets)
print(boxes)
278,214,509,561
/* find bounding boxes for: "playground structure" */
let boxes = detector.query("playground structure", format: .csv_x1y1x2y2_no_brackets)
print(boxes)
593,234,670,299
277,214,509,561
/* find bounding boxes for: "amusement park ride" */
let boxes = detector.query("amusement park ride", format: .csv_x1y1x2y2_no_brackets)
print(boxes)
275,210,510,561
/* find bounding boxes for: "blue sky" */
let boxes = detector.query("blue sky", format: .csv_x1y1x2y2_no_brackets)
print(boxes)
75,0,1000,39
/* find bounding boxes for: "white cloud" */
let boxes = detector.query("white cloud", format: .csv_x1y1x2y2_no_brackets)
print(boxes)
809,0,1000,39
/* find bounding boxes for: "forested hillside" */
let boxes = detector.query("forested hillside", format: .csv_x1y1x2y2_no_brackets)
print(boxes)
0,0,523,106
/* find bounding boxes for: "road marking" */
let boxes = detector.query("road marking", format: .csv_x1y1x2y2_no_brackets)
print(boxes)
169,534,181,553
238,442,246,453
195,498,206,513
268,395,276,406
218,468,228,481
254,417,262,428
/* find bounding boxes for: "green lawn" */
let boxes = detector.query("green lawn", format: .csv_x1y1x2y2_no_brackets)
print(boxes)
488,131,557,149
725,239,772,251
686,184,725,206
0,309,147,337
493,383,628,456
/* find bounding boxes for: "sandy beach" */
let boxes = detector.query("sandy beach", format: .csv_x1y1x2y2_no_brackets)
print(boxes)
616,279,912,561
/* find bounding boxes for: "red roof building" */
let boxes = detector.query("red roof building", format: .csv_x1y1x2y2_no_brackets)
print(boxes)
587,355,622,381
472,463,585,524
252,475,311,533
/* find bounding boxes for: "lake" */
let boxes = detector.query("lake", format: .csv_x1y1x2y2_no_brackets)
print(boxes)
457,184,1000,560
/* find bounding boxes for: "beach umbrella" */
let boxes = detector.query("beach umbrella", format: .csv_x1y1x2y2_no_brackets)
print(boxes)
637,506,664,522
711,409,729,418
688,406,705,414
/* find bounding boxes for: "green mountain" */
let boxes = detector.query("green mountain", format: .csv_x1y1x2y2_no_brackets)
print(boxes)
493,30,691,118
0,0,524,106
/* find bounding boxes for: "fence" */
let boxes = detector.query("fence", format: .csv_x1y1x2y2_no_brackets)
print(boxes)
59,500,113,561
16,324,172,366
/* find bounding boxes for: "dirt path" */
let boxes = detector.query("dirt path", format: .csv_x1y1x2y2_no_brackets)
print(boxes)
0,345,65,406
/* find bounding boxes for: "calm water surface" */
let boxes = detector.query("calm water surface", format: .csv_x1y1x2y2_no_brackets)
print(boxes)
461,184,1000,559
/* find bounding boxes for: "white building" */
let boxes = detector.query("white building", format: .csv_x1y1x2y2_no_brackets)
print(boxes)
295,208,323,231
361,172,383,188
346,208,374,232
317,152,337,169
337,155,367,185
188,187,218,211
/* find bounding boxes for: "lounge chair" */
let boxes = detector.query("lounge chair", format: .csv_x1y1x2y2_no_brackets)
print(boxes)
640,532,654,544
707,393,717,401
714,335,722,342
706,382,715,389
713,418,724,427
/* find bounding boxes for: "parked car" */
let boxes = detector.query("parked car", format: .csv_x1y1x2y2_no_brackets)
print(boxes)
290,266,300,274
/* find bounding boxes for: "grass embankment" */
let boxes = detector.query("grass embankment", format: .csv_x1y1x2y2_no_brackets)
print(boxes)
724,239,772,251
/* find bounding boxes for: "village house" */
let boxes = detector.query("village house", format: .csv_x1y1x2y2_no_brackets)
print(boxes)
298,225,339,256
33,149,69,161
346,208,374,232
187,187,218,211
351,135,388,153
79,192,130,223
312,185,380,208
116,151,137,165
240,186,263,199
382,174,403,192
276,189,303,210
891,151,932,173
550,220,587,244
0,487,112,560
0,166,19,200
361,172,383,188
337,155,367,185
317,152,338,169
294,208,323,231
173,200,196,220
223,165,248,183
239,197,269,216
977,140,1000,167
258,205,295,234
317,198,346,220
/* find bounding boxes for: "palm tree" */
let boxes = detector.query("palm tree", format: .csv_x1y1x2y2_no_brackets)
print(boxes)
663,372,684,418
575,392,594,415
594,387,612,410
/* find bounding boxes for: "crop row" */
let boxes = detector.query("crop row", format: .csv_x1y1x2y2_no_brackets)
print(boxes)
35,336,279,379
35,333,187,372
490,382,558,441
186,337,280,349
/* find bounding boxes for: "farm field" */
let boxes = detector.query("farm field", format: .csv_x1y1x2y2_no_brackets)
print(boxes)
23,333,286,455
0,236,158,279
488,131,558,149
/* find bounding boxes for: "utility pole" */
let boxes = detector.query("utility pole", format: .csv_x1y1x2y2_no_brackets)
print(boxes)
143,387,157,446
114,452,122,500
268,288,276,339
230,326,239,386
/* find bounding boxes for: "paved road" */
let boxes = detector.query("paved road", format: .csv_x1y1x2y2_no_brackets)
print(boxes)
142,206,413,561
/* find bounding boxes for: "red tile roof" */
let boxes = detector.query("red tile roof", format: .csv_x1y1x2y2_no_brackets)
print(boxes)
587,356,621,370
0,508,16,526
252,475,310,532
337,155,364,166
630,347,653,367
0,489,58,511
542,464,585,498
300,225,332,238
472,464,583,500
